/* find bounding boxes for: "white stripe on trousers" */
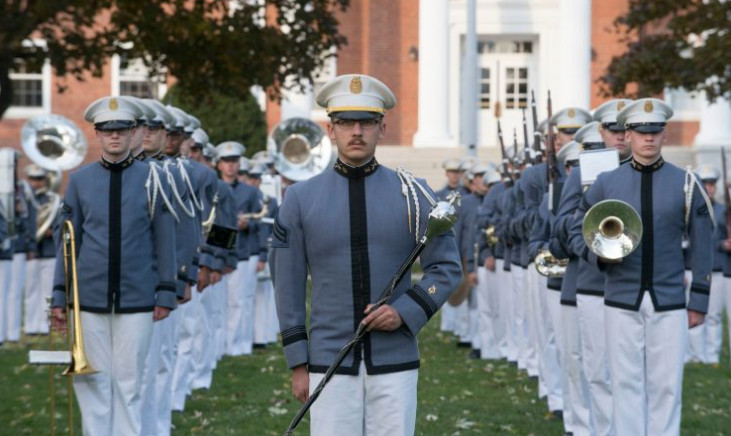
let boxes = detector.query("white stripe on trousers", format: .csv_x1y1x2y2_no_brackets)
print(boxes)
73,311,153,436
576,294,613,436
24,257,55,334
6,253,26,341
309,362,418,436
605,293,686,436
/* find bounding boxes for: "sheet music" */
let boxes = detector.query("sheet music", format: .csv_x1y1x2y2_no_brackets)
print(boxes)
580,148,619,185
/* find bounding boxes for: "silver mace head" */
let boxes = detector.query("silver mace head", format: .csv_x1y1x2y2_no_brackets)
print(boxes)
425,192,460,240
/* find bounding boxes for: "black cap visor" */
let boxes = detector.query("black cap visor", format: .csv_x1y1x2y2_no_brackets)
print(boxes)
582,142,606,151
95,120,135,131
602,122,626,132
628,123,666,134
329,110,382,121
558,127,579,135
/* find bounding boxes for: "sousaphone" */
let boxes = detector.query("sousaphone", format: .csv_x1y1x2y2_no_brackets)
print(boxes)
582,199,642,261
267,117,333,183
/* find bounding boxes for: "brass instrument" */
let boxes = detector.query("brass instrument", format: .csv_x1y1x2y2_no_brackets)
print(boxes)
267,117,333,182
535,249,568,277
238,198,269,221
582,199,643,261
485,225,498,247
21,114,88,242
61,220,97,376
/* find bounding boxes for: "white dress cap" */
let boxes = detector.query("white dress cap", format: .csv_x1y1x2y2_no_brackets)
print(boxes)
557,140,580,165
695,164,720,182
549,107,593,132
83,96,138,125
316,74,396,117
593,99,634,125
215,141,246,159
574,121,604,145
617,98,673,133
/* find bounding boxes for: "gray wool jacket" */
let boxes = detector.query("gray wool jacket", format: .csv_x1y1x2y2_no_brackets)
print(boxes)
52,155,178,312
272,159,462,375
569,157,713,313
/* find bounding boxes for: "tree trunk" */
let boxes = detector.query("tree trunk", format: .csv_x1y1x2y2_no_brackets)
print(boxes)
0,64,13,121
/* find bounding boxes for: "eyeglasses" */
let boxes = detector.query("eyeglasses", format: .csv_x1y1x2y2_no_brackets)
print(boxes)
333,119,381,130
97,129,133,137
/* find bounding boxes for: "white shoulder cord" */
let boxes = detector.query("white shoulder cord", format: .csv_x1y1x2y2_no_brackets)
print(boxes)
146,162,180,223
163,160,196,218
396,167,438,243
176,158,204,213
684,166,716,231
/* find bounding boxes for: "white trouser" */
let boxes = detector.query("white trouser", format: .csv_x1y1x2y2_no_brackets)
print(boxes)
512,266,527,369
73,311,153,436
215,276,228,363
468,283,481,350
6,253,26,341
703,272,725,364
170,286,199,411
254,275,272,345
527,267,546,397
561,304,592,436
498,261,516,360
605,293,687,436
725,277,731,364
191,284,215,390
226,259,258,355
439,300,456,332
476,267,499,359
454,298,470,342
24,257,55,334
576,294,613,436
309,362,418,436
521,267,538,376
0,259,13,342
546,290,570,432
537,277,563,413
266,278,279,343
141,309,177,436
684,271,705,363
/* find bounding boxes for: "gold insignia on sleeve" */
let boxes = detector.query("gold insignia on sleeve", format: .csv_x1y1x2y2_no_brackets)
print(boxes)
428,285,437,295
350,76,363,94
109,98,118,110
617,101,626,111
568,108,575,118
644,101,653,113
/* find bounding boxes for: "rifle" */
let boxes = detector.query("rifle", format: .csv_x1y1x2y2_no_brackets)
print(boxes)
522,109,532,166
545,90,562,213
497,120,513,185
530,90,542,163
721,148,731,239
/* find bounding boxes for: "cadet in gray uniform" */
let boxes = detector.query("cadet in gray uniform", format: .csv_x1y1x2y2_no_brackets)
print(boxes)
272,74,461,436
570,98,713,436
50,96,177,436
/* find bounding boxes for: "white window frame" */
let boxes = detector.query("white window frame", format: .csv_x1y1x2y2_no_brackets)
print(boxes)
5,39,52,119
664,87,701,122
111,54,167,99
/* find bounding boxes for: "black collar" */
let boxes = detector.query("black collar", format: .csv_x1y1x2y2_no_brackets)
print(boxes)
334,157,379,179
620,155,633,165
100,153,135,171
630,156,664,173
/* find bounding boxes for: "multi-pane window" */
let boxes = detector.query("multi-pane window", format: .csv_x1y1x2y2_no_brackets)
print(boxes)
505,67,528,109
10,59,43,108
478,40,533,54
479,68,491,109
118,57,164,99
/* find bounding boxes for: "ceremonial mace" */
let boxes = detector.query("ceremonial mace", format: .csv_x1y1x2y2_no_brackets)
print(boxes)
283,193,461,435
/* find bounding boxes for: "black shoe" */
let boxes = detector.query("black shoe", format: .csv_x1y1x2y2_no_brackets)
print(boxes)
546,410,563,421
253,343,266,349
457,341,471,348
469,349,481,359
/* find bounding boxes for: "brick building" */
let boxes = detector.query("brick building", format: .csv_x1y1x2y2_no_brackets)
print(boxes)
1,0,730,176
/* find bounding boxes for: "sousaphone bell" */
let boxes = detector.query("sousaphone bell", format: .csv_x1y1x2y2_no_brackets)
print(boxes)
582,199,643,261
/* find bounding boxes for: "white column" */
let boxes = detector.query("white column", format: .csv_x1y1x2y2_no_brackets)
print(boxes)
695,97,731,147
413,0,454,147
557,0,592,109
462,0,478,155
281,85,313,120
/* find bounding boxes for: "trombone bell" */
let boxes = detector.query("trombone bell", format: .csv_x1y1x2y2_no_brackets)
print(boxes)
582,199,643,261
535,249,568,277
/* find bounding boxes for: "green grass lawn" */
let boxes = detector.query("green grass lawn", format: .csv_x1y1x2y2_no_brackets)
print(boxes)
1,316,730,436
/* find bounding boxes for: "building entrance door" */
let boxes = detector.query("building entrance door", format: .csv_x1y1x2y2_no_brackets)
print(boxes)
476,39,537,150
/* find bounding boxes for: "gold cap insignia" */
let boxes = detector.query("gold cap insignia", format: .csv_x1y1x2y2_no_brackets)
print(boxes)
109,98,118,110
568,108,575,118
644,101,654,113
428,285,437,295
350,76,362,94
597,124,603,133
617,101,626,111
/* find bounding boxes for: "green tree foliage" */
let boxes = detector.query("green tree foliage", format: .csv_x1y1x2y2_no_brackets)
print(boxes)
165,84,268,156
0,0,349,119
599,0,730,101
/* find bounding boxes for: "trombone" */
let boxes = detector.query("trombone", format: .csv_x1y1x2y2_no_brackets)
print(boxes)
29,220,97,436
